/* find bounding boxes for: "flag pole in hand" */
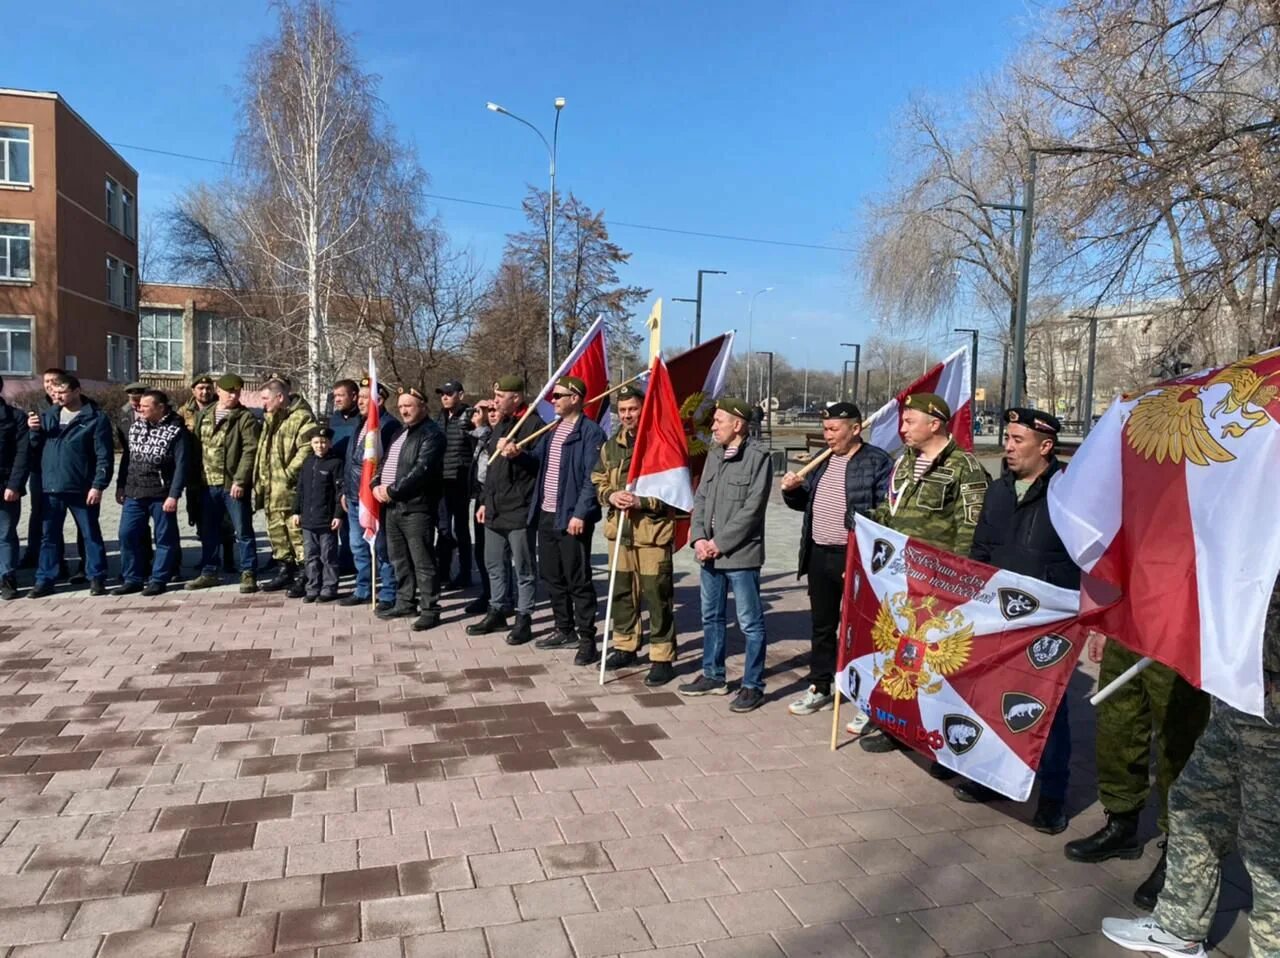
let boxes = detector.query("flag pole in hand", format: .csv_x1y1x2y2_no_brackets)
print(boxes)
600,504,630,686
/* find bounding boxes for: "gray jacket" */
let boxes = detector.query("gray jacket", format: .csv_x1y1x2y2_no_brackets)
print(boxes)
690,437,771,569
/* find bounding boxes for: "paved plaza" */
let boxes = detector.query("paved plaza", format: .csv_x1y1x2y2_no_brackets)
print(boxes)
0,486,1257,957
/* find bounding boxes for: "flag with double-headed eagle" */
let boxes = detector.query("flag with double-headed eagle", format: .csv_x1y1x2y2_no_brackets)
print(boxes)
836,516,1089,800
1049,349,1280,717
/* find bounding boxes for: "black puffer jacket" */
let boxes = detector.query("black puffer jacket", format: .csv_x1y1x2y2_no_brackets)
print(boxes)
970,457,1080,589
378,417,444,514
783,441,894,576
437,404,473,483
293,451,344,531
480,407,546,532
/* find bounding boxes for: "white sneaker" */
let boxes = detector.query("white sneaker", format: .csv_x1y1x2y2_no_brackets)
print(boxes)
1101,916,1206,957
845,709,871,736
788,685,834,715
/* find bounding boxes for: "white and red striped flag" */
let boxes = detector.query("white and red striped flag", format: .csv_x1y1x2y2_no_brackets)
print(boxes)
1048,349,1280,716
628,356,694,513
358,349,382,544
864,345,973,455
837,515,1089,800
535,315,611,430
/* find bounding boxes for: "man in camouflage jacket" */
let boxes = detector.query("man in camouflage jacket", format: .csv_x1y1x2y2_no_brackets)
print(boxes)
1101,578,1280,958
255,377,315,596
591,384,680,687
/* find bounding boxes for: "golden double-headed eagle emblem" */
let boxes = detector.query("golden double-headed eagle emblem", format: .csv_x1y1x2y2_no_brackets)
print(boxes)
1126,358,1280,466
872,593,974,701
680,391,714,459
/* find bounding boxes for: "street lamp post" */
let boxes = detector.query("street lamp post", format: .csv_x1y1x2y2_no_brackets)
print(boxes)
672,297,698,347
756,351,774,444
486,97,566,380
694,269,726,346
736,287,773,405
840,343,861,402
789,335,810,410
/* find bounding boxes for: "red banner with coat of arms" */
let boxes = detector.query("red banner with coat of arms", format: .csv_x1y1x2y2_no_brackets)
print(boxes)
836,516,1090,800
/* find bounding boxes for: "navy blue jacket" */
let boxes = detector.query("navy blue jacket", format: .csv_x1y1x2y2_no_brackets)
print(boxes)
525,415,606,530
329,407,362,464
783,441,894,576
970,458,1080,590
30,399,114,495
343,413,402,509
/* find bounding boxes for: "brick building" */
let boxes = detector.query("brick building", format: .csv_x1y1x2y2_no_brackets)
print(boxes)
0,88,139,396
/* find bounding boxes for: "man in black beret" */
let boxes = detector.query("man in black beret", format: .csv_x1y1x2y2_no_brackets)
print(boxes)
780,402,893,716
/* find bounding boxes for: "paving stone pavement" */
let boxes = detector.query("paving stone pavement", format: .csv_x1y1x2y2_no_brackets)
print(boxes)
0,486,1257,957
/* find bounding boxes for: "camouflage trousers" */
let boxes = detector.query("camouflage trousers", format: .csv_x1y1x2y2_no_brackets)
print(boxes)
265,508,305,565
1154,699,1280,954
1096,641,1210,832
606,542,676,663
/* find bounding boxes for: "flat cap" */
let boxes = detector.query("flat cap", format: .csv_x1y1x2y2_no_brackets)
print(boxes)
217,373,244,391
191,373,215,387
556,375,587,398
435,380,463,395
903,392,951,422
495,375,525,393
1005,407,1061,435
716,396,751,421
822,401,862,421
617,384,645,403
124,381,147,395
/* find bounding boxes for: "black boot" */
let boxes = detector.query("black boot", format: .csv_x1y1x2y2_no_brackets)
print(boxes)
260,562,295,593
605,649,637,670
1032,797,1068,835
286,578,307,599
505,613,533,646
466,609,508,636
1133,841,1167,909
1063,811,1142,863
574,640,600,667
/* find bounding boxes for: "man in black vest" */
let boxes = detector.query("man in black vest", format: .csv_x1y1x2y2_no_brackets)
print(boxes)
435,380,474,588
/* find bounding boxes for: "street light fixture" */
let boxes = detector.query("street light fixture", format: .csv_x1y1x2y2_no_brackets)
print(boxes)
736,287,773,405
672,297,698,347
486,97,566,380
840,342,861,403
693,269,726,345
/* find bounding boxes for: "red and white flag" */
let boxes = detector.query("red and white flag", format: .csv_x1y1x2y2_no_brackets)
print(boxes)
837,516,1089,800
1048,349,1280,717
357,350,382,544
864,345,973,456
628,356,694,513
663,331,735,490
536,315,611,429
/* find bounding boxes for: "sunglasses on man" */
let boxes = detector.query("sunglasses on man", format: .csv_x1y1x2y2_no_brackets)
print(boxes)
551,392,576,400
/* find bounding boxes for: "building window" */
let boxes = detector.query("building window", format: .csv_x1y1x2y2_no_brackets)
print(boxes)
106,256,119,304
121,189,135,239
105,178,118,227
0,222,31,280
0,127,30,186
0,317,32,375
122,264,135,309
196,311,246,372
140,308,184,374
107,333,136,383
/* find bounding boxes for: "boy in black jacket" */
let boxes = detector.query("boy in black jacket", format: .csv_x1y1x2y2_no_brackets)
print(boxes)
291,427,344,602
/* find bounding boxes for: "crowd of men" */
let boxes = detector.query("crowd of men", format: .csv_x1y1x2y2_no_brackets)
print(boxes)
0,364,1271,955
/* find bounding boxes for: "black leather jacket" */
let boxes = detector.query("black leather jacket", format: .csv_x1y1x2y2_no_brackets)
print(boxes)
377,417,444,513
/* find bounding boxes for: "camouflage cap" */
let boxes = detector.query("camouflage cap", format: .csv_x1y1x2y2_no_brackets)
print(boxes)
556,375,587,398
217,374,244,391
616,384,646,403
495,375,525,393
191,373,215,387
716,396,752,421
903,392,951,422
1005,407,1061,435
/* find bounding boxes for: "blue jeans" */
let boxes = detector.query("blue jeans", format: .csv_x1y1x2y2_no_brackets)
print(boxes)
348,508,395,603
699,564,768,691
198,487,257,574
119,498,179,585
0,499,18,579
1039,694,1072,803
37,492,106,584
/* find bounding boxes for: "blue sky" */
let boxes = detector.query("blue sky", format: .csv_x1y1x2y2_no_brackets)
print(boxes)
13,0,1034,370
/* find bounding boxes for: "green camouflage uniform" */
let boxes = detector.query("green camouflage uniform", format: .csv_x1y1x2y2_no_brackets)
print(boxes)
1154,580,1280,953
1094,642,1209,833
192,404,259,493
873,437,989,553
254,394,315,563
591,426,679,662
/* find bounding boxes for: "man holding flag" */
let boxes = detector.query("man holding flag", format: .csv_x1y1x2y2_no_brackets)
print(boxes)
591,383,680,686
341,372,399,611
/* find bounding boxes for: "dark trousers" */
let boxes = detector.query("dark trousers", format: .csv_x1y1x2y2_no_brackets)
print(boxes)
472,502,490,603
119,497,179,585
26,470,85,572
807,544,846,694
198,487,257,575
37,493,107,584
538,510,597,641
436,481,472,584
336,507,355,574
385,505,439,614
0,499,18,579
302,528,339,597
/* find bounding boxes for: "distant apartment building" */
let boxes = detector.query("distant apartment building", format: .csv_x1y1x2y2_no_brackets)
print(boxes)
0,88,139,394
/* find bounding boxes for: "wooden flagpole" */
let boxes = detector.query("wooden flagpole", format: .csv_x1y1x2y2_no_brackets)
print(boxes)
599,508,629,686
795,446,834,479
829,689,843,750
